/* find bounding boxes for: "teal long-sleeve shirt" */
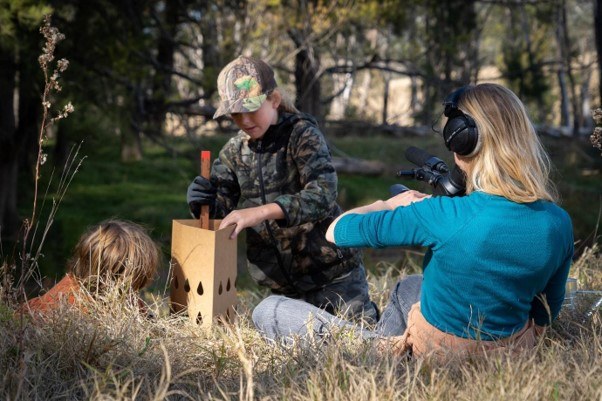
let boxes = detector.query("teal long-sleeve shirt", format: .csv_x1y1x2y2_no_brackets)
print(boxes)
334,191,574,340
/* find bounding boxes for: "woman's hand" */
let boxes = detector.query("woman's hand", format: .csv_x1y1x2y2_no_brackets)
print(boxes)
218,203,284,239
376,334,410,356
385,190,430,210
534,324,547,337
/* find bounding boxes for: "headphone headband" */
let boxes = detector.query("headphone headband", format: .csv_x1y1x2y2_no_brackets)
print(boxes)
443,86,472,117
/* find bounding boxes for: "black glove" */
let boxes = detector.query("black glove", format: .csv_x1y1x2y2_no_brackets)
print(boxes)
186,176,217,219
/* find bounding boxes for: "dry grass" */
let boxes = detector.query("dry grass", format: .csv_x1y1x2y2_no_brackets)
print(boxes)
1,247,601,401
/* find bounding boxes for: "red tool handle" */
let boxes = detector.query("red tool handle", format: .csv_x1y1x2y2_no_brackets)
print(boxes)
200,151,211,229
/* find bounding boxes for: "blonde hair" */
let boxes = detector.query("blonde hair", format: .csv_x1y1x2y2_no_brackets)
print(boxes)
269,87,299,114
456,84,557,203
68,219,160,293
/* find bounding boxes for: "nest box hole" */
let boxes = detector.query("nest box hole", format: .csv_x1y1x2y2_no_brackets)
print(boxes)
174,275,179,289
218,281,223,295
226,278,231,291
197,281,204,296
184,279,190,292
196,312,202,325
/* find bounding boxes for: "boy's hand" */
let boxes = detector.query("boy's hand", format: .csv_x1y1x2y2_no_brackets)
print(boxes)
219,208,265,239
187,176,217,218
219,203,285,239
385,190,430,210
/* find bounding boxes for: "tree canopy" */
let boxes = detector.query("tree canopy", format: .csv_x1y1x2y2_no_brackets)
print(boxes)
0,0,600,239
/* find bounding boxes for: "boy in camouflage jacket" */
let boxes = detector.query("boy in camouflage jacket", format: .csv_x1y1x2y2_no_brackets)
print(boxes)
187,56,377,323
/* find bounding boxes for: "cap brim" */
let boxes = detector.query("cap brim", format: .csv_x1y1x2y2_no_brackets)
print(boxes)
213,93,269,119
213,105,228,119
213,102,248,119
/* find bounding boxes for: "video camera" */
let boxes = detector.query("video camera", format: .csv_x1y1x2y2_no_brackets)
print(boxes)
390,146,466,197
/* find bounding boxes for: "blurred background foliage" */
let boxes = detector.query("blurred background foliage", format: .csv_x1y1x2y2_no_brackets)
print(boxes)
0,0,601,283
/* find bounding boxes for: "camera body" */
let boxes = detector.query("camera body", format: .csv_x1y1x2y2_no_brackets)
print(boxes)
391,146,466,197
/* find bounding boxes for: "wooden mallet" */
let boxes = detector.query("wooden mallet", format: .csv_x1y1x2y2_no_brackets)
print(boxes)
200,150,211,229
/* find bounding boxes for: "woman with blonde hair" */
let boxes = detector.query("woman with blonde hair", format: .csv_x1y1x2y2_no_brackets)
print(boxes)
452,84,557,203
21,219,160,314
253,83,574,360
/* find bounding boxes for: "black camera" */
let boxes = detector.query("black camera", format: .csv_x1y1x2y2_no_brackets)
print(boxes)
390,146,466,197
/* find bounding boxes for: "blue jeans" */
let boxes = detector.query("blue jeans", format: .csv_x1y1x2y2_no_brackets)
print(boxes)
272,264,379,325
252,274,423,342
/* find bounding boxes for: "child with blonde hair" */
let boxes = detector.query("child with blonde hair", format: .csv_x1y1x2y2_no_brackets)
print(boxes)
253,84,574,360
21,219,160,314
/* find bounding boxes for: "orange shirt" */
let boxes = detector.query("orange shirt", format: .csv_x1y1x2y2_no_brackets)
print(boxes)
20,274,83,314
20,274,152,318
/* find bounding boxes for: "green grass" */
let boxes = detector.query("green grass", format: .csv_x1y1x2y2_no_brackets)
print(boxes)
15,130,602,283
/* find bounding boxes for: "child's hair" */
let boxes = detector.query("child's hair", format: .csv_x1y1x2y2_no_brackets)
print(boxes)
270,87,300,114
67,219,160,293
457,83,557,203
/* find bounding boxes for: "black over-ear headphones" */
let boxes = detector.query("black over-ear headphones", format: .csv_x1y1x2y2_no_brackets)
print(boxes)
442,86,479,156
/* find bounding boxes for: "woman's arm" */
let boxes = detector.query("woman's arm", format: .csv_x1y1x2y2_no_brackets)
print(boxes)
325,200,389,243
326,190,430,243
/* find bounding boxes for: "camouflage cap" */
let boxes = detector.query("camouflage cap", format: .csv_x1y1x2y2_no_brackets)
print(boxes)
213,56,277,119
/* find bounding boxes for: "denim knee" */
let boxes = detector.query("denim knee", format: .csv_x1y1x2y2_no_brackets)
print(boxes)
392,274,423,312
252,295,286,331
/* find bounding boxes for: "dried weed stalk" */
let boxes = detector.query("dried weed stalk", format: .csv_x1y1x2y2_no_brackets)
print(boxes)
5,15,82,304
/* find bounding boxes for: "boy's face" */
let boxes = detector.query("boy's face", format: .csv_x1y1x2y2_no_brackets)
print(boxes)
230,97,279,140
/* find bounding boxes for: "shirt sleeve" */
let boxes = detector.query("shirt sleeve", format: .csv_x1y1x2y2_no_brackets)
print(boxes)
211,146,241,219
333,206,437,249
274,124,338,226
333,195,471,249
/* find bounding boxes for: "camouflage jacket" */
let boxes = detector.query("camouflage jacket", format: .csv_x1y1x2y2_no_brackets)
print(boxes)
210,112,362,294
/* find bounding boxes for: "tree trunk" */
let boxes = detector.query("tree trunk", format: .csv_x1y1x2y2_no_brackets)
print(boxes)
409,76,419,118
594,0,602,105
358,30,376,119
148,0,178,134
328,71,354,120
200,1,223,98
328,34,355,120
382,70,390,125
122,87,144,162
54,125,69,169
17,50,42,180
289,28,322,122
520,8,546,122
0,49,21,239
120,127,143,162
557,70,570,127
557,0,581,137
580,69,593,129
357,70,372,118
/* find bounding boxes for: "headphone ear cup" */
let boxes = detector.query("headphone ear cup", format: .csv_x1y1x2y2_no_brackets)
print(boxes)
443,113,479,156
